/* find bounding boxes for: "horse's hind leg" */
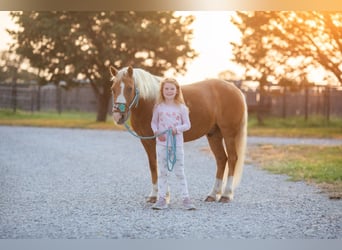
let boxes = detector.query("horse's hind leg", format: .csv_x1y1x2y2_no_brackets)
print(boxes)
205,129,227,202
220,137,237,202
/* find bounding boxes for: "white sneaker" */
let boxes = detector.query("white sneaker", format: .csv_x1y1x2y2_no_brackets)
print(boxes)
183,197,196,210
152,198,168,210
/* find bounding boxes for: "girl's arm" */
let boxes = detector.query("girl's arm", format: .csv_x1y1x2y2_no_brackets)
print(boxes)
175,105,191,134
151,105,167,141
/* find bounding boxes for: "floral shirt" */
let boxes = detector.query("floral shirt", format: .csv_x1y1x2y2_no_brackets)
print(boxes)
151,103,191,146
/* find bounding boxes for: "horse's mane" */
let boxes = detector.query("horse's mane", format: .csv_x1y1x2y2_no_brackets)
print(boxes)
118,67,162,100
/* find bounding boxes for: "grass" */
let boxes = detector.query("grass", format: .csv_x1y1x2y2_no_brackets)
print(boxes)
2,110,342,138
248,144,342,199
248,114,342,139
0,109,123,130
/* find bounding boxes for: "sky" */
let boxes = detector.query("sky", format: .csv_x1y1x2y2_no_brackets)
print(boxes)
0,11,241,84
0,11,15,50
173,11,242,83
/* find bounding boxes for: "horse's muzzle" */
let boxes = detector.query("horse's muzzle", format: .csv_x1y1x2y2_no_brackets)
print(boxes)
112,111,127,125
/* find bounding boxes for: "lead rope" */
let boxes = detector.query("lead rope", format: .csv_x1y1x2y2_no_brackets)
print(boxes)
124,122,177,171
165,128,177,172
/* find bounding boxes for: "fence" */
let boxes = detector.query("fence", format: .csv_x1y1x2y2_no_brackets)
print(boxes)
0,83,99,113
1,82,342,118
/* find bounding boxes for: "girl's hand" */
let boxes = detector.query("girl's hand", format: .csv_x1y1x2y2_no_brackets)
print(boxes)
158,134,166,142
172,127,177,136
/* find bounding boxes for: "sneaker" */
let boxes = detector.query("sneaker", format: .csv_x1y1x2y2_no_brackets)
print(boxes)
183,197,196,210
152,198,168,210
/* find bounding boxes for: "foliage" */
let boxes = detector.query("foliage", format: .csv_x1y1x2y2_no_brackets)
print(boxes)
230,11,342,86
8,11,197,121
0,50,37,83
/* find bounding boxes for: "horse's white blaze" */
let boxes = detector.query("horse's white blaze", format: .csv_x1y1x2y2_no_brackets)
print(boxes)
208,178,223,198
116,82,126,103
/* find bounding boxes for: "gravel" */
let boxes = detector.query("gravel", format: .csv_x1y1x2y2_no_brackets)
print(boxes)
0,126,341,239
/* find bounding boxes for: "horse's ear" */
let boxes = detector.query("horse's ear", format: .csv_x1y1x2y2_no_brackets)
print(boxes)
127,66,133,78
109,66,118,77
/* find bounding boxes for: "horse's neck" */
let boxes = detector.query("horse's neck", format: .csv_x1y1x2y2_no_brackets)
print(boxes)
132,98,154,119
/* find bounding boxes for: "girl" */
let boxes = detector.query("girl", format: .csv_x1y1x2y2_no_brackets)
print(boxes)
151,78,195,210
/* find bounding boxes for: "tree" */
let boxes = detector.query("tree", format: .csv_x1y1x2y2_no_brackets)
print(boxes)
9,11,197,121
230,11,342,86
230,12,279,124
230,11,342,124
0,50,36,83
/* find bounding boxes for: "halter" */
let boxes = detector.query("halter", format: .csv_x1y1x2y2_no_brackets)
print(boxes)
112,76,140,121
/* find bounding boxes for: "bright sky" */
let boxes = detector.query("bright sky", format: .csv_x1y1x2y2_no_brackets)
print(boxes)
173,11,241,83
0,11,241,83
0,11,15,50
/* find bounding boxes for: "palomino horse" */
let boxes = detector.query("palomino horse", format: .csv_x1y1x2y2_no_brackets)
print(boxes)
110,66,247,203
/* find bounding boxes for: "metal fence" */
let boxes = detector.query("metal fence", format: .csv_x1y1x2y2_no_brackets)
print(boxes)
0,83,99,113
241,85,342,118
1,82,342,117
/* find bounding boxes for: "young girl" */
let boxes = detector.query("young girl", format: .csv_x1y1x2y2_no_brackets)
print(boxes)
151,78,196,210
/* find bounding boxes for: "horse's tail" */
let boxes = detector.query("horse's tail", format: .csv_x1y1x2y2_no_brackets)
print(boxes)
232,93,248,189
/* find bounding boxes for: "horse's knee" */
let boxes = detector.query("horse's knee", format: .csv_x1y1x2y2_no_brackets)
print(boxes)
228,154,238,165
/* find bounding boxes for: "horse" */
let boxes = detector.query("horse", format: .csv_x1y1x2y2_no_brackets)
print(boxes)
110,66,247,203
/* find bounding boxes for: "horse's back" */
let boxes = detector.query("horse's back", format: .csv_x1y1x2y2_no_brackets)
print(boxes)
182,79,246,141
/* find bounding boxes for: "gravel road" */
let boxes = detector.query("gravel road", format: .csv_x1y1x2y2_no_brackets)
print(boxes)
0,126,341,239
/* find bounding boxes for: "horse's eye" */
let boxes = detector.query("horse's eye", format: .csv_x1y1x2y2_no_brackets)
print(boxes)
126,86,133,93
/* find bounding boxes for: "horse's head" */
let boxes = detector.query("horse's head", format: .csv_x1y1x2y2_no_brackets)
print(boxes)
109,66,139,125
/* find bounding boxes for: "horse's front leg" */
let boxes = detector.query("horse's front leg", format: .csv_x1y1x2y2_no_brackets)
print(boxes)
140,139,158,203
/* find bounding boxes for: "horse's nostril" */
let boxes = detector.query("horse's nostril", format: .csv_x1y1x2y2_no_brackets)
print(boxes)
113,112,122,124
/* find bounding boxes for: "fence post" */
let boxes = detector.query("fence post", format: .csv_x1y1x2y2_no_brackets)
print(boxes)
11,77,17,113
37,85,41,111
325,86,330,123
304,85,309,121
282,86,287,118
56,85,62,114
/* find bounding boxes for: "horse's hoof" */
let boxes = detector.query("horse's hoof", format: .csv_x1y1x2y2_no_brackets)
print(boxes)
218,196,231,203
204,196,216,202
147,196,157,203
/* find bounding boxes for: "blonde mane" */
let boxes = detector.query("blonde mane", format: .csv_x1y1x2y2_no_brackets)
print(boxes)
118,67,162,100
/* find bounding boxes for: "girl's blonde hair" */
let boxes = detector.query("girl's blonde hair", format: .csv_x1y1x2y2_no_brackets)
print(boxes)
156,78,186,105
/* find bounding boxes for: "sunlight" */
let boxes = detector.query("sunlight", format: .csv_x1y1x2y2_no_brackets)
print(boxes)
0,11,15,50
174,11,241,84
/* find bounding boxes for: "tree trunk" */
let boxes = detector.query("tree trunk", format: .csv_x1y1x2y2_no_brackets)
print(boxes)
96,91,111,122
257,79,266,125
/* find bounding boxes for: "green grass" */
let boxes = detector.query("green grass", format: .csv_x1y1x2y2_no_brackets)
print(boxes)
2,109,342,138
248,114,342,138
0,109,123,130
248,144,342,198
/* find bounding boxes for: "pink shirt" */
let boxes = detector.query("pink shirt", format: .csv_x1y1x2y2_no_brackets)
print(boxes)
151,103,191,146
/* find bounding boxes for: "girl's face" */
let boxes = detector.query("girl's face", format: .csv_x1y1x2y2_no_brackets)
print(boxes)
162,82,177,101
